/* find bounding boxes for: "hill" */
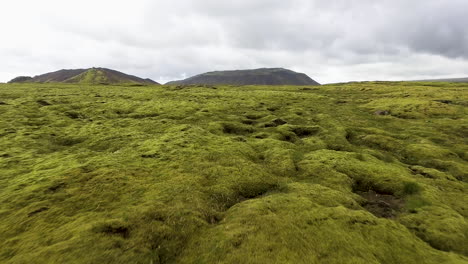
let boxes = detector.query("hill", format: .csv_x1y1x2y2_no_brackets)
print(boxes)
8,68,159,85
7,76,33,83
167,68,320,85
0,81,466,263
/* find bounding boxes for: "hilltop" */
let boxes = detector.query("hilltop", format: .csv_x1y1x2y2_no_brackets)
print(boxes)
167,68,320,85
8,68,159,85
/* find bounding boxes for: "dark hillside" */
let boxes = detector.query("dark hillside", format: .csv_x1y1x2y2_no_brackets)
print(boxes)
167,68,320,85
7,76,33,83
32,69,87,82
8,68,159,85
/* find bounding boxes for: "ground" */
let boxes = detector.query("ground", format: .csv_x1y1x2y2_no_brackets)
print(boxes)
0,81,467,263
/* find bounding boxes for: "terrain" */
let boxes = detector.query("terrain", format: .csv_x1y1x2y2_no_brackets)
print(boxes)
0,81,467,263
166,68,320,85
413,77,468,83
8,68,158,85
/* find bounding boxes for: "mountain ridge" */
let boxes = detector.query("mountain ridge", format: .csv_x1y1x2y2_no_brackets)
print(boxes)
8,68,159,85
412,77,468,83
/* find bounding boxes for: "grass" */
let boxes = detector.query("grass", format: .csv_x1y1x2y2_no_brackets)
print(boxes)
0,81,467,263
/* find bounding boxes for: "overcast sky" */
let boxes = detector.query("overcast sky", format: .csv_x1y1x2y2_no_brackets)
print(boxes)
1,0,467,84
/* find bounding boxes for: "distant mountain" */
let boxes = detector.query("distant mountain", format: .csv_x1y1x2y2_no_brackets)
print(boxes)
166,68,320,86
8,68,159,85
413,77,468,83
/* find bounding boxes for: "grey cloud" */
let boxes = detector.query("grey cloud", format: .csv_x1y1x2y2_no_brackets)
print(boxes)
50,0,468,59
370,0,468,59
0,0,467,83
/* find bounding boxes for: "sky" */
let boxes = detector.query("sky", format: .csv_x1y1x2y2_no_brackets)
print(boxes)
1,0,467,84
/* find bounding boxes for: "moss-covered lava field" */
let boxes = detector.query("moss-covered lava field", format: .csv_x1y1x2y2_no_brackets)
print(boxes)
0,82,467,263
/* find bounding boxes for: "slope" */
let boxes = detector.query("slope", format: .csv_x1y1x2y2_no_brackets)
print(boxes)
167,68,320,85
8,68,159,85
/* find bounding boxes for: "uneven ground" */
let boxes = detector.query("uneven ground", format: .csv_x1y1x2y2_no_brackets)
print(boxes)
0,82,467,263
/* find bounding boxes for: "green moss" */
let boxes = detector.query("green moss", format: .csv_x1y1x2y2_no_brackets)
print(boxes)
405,196,431,213
402,182,422,195
0,82,467,263
179,199,463,264
400,206,468,255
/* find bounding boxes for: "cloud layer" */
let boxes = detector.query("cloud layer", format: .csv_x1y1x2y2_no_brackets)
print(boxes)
1,0,467,83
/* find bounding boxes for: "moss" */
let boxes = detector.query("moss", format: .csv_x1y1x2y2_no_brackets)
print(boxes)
400,206,468,255
179,198,463,264
356,134,402,152
92,219,131,238
282,124,321,138
0,82,467,263
402,182,422,195
404,144,458,161
209,122,255,135
409,165,458,181
405,196,431,213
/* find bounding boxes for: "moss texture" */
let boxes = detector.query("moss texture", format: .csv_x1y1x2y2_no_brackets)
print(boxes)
0,81,467,263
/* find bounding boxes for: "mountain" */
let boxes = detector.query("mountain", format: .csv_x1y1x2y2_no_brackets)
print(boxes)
166,68,320,85
414,77,468,83
8,68,159,85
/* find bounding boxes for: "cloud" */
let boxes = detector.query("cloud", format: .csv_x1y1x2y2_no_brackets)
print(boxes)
0,0,467,83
